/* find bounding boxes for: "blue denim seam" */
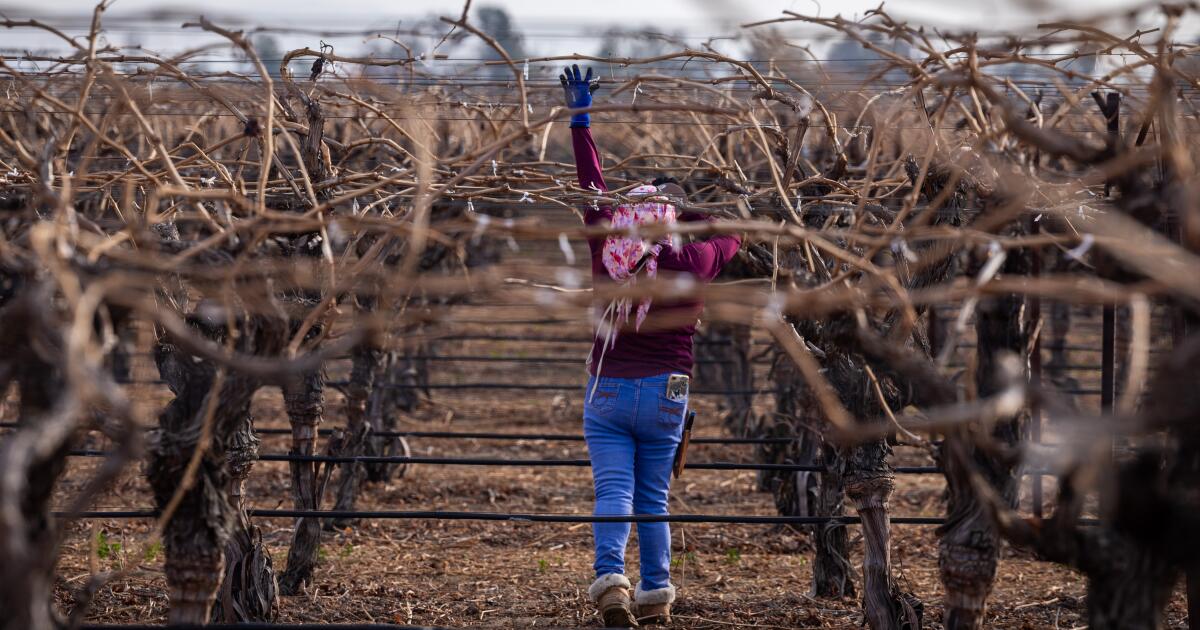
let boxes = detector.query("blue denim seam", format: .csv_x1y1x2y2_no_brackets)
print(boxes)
585,372,679,590
631,378,641,432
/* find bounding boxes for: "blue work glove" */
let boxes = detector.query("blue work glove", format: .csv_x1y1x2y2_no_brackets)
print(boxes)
560,63,599,128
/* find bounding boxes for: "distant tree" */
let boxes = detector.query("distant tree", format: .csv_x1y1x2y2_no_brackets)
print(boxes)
477,6,526,78
250,35,283,78
825,32,912,85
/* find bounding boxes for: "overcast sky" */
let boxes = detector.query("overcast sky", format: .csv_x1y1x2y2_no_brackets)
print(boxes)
0,0,1177,61
5,0,1158,31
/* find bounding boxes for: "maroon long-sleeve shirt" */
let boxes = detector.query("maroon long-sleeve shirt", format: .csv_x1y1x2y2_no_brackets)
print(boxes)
572,126,741,378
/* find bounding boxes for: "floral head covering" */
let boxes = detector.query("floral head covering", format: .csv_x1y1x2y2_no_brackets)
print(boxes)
600,184,678,331
587,184,680,396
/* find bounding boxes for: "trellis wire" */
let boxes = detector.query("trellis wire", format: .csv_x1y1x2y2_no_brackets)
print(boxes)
80,625,444,630
59,509,1102,526
61,449,940,474
77,379,1104,396
0,423,791,445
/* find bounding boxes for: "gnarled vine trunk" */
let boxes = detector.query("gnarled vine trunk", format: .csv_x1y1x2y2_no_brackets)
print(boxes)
278,368,328,594
212,410,278,622
813,444,854,598
150,319,276,624
0,287,71,630
327,339,383,529
274,89,336,593
845,446,920,630
799,316,925,629
769,351,854,598
938,246,1027,629
361,349,415,482
329,339,415,526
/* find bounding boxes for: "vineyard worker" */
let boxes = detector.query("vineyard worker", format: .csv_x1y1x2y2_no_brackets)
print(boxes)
561,64,742,627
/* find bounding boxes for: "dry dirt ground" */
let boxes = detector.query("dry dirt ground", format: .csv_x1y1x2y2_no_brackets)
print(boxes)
29,302,1190,629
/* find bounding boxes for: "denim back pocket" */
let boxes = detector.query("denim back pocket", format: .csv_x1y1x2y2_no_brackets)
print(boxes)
585,378,621,415
655,395,688,430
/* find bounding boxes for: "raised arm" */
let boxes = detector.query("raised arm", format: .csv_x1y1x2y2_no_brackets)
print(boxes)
561,64,609,213
572,126,608,194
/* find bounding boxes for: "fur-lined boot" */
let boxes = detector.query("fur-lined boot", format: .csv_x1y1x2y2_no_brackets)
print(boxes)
589,574,638,627
633,582,676,625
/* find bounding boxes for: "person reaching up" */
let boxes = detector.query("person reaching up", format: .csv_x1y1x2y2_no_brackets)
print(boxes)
561,64,742,627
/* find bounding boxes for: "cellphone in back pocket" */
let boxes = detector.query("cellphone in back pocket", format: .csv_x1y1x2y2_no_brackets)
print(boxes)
666,374,689,402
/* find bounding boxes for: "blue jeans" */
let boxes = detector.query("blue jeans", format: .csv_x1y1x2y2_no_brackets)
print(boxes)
584,373,688,591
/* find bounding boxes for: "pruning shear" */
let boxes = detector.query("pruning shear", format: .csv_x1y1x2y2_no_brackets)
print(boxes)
672,410,697,479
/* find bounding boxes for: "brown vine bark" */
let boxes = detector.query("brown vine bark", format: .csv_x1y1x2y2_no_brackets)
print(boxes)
274,88,335,593
769,351,854,598
745,212,929,622
996,330,1200,629
844,447,920,630
149,315,278,624
147,221,282,623
278,369,328,594
212,410,278,622
1078,531,1178,629
979,460,1182,630
327,340,381,528
795,316,924,629
0,287,70,630
0,275,140,630
361,349,415,482
938,248,1027,629
813,445,854,598
329,331,415,525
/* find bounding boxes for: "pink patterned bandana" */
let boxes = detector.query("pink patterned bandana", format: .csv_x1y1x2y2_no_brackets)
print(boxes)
600,184,678,332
